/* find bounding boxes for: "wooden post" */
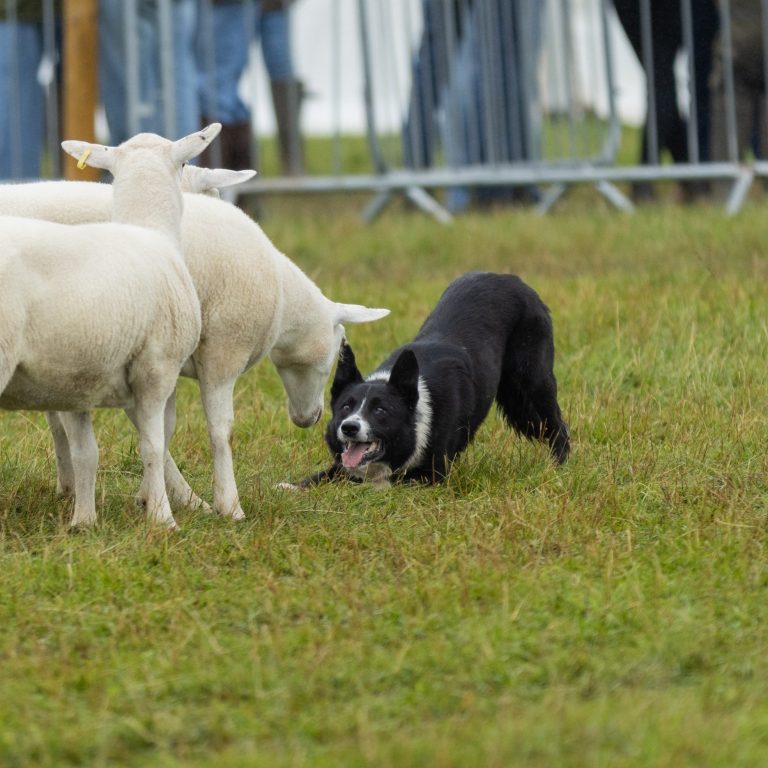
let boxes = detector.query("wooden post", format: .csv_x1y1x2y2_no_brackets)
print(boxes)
62,0,100,180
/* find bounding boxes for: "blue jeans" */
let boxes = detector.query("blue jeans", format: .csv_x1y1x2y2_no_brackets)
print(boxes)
198,1,294,123
100,0,200,143
0,22,46,179
404,0,543,212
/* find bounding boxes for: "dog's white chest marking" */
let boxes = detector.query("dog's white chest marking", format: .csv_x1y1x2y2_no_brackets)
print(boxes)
359,370,433,473
356,371,432,472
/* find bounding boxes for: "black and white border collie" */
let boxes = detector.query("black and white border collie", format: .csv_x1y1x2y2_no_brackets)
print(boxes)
296,272,570,487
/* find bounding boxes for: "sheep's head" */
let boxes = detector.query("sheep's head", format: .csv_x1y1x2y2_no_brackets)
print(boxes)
61,126,223,237
61,124,222,179
271,303,390,429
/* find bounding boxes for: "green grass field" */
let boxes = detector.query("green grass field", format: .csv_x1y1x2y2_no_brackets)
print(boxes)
1,178,767,767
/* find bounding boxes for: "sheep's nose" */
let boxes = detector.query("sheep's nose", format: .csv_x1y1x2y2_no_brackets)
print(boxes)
341,420,360,437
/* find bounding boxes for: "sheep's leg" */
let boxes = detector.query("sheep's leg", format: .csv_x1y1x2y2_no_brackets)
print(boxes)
163,453,212,512
58,412,99,528
199,377,244,520
45,412,75,498
162,391,212,513
125,393,212,514
132,397,178,529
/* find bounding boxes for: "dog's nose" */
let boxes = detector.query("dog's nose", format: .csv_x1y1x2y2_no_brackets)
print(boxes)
341,420,360,437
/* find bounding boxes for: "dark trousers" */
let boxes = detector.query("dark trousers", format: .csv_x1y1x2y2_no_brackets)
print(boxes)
613,0,719,163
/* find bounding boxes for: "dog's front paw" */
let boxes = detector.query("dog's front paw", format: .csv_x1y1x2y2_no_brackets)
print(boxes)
275,481,306,492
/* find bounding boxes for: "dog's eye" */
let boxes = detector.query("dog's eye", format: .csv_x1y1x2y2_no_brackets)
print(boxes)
340,402,352,414
373,406,387,416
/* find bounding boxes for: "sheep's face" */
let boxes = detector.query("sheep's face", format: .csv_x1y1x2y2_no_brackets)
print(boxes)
273,323,345,428
270,301,389,430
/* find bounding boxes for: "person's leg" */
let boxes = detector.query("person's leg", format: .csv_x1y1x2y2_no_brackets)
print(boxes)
99,0,130,143
692,1,719,162
0,22,45,178
649,45,687,163
199,2,251,124
440,4,478,212
474,0,542,207
402,0,445,169
197,1,252,168
613,0,685,201
119,0,198,140
617,1,686,164
260,4,304,174
138,6,162,134
171,0,201,138
259,3,293,81
100,0,157,140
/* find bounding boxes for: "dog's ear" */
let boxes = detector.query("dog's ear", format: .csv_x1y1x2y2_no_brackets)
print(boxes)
388,349,420,411
331,341,364,403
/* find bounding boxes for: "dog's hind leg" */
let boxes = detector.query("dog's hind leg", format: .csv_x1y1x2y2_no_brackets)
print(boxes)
496,320,570,464
496,374,570,464
528,377,570,464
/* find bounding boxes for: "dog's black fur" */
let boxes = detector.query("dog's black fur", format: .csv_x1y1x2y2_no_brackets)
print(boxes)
297,271,569,487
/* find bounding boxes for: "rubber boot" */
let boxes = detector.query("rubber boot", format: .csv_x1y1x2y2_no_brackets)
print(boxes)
200,119,253,171
270,79,304,176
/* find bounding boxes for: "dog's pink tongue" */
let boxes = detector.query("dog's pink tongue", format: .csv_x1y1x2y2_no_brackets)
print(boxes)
342,442,370,468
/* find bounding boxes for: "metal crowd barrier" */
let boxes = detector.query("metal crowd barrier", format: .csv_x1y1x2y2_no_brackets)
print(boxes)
233,0,630,220
1,0,767,218
231,0,768,219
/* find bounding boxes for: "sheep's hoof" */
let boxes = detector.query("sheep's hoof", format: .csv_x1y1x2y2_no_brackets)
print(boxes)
213,502,245,520
69,518,97,533
147,516,179,531
216,506,246,521
188,497,213,515
168,489,212,515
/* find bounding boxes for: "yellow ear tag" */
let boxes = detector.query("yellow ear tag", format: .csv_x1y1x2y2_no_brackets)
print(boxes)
76,149,91,170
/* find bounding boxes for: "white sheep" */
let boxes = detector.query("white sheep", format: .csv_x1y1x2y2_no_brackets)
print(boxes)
0,173,389,521
0,165,256,220
0,125,221,529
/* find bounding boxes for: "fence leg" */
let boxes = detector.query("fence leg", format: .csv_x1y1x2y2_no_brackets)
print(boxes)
725,168,754,216
404,187,453,224
536,184,569,214
361,190,395,223
362,187,452,224
596,181,635,213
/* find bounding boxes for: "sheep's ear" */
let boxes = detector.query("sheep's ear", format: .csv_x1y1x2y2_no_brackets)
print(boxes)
181,166,257,194
61,140,116,172
333,303,390,326
171,123,222,165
